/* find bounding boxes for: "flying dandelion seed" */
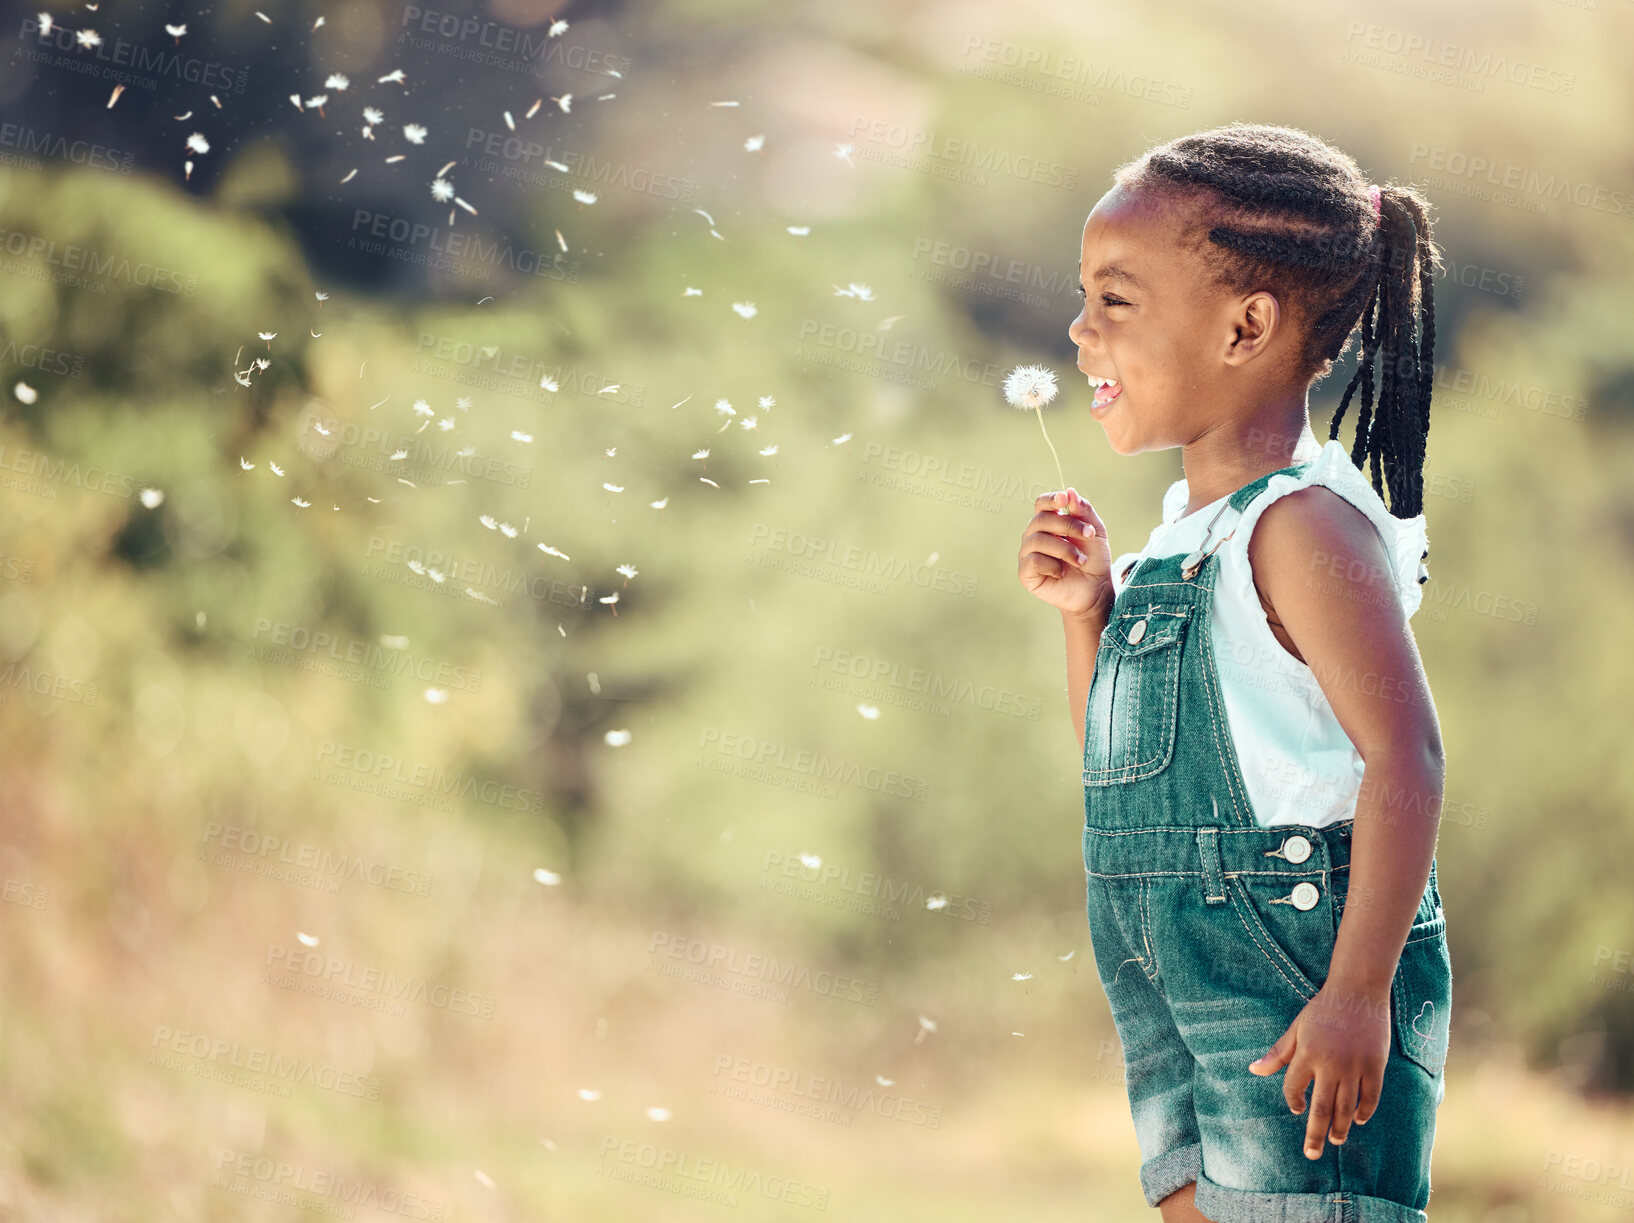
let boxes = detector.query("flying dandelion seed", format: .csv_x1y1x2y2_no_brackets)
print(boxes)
431,178,454,202
297,932,320,947
577,1088,601,1101
139,488,164,509
605,728,632,746
14,382,37,404
1002,364,1066,491
857,704,879,719
403,123,427,144
424,688,448,704
1013,971,1034,981
533,867,561,885
186,132,209,154
913,1015,937,1044
572,189,597,205
731,302,757,319
744,134,764,152
473,1171,496,1189
926,895,948,911
646,1106,670,1121
326,72,349,90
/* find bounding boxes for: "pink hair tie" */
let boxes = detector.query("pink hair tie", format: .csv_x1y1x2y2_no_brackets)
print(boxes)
1368,183,1382,216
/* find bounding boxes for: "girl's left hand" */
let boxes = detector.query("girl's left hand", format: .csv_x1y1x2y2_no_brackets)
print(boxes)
1247,982,1392,1159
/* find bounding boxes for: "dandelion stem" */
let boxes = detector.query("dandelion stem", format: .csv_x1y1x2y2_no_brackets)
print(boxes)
1034,407,1065,492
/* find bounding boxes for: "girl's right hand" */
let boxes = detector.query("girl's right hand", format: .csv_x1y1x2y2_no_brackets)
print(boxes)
1017,488,1114,619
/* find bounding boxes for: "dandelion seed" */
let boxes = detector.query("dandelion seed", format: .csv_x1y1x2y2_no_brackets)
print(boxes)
683,287,702,296
455,197,476,215
402,123,427,144
139,488,164,509
834,282,874,300
759,444,777,457
268,461,284,476
555,229,567,252
926,895,948,911
363,106,383,125
76,28,101,48
714,398,734,417
744,134,764,152
699,477,719,488
1013,971,1034,981
306,94,328,114
875,1074,895,1087
326,72,348,90
646,1106,669,1121
1003,364,1066,490
616,564,637,583
473,1170,496,1189
165,21,185,39
411,400,433,416
312,15,324,29
255,357,269,371
297,932,320,946
479,515,498,530
186,132,209,154
543,159,570,173
787,225,810,236
339,167,357,182
13,382,37,404
378,69,406,84
572,188,597,205
650,496,668,509
758,395,775,409
538,543,570,561
431,177,454,202
577,1088,601,1101
258,330,276,346
539,374,558,392
555,93,573,113
526,98,543,118
547,18,567,35
605,728,632,746
596,383,619,395
106,83,124,108
832,432,852,445
602,482,623,493
835,142,854,164
498,522,517,538
437,418,454,431
511,430,533,443
389,448,408,460
380,635,409,649
37,14,53,35
239,457,254,470
254,10,270,22
315,290,328,302
503,110,515,130
914,1015,937,1044
1058,949,1076,961
857,703,879,719
424,687,448,704
731,301,757,319
291,496,311,508
533,867,561,885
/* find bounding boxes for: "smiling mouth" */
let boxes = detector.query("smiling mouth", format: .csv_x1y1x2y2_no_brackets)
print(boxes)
1088,374,1123,410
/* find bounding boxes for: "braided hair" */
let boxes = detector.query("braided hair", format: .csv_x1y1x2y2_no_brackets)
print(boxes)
1112,122,1443,519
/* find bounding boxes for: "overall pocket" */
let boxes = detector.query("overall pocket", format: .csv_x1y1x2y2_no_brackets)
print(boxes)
1392,907,1452,1079
1222,874,1336,1005
1081,603,1192,786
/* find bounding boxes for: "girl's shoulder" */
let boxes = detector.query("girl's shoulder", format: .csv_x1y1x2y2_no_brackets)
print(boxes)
1227,439,1431,620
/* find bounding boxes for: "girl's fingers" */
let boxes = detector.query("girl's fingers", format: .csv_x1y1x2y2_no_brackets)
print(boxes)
1327,1074,1361,1146
1302,1074,1336,1159
1023,530,1088,570
1354,1068,1382,1126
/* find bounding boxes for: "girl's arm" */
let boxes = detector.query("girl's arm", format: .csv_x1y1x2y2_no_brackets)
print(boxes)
1242,484,1445,1154
1063,605,1110,756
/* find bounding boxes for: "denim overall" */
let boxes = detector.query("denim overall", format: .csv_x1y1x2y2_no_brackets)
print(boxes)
1081,460,1452,1223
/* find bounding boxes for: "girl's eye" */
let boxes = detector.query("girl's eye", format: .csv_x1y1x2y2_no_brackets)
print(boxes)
1102,294,1129,307
1075,285,1086,298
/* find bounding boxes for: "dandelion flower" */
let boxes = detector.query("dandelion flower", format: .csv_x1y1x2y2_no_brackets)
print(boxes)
1002,363,1065,490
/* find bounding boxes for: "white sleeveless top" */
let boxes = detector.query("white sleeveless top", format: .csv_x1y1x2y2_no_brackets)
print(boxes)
1107,439,1431,829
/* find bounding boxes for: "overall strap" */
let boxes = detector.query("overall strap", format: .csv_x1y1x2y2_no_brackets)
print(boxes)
1225,457,1318,514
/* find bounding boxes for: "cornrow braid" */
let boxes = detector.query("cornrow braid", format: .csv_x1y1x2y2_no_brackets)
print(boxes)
1112,122,1444,519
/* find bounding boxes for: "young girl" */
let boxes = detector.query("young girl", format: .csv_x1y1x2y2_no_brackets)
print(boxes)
1017,123,1452,1223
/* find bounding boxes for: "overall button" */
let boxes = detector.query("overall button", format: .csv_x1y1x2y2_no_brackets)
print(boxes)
1281,834,1312,864
1127,618,1147,644
1290,881,1320,911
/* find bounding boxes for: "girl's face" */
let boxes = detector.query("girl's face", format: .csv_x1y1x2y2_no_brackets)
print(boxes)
1067,184,1270,455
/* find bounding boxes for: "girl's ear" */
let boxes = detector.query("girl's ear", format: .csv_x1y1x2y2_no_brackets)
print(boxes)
1223,290,1281,366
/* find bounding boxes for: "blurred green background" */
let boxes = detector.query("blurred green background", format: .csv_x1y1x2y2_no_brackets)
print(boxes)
3,0,1633,1219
